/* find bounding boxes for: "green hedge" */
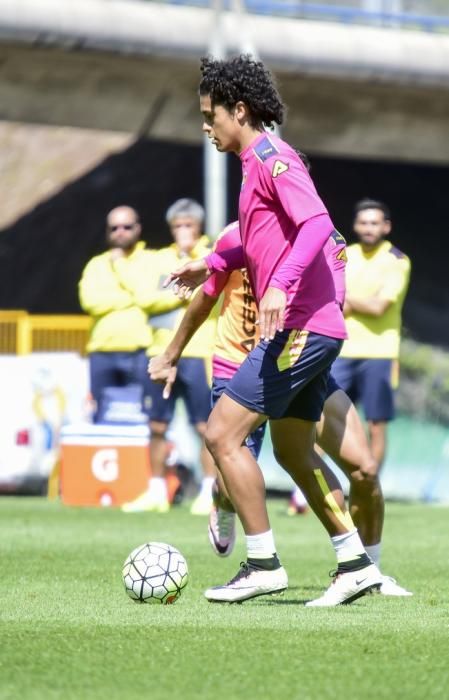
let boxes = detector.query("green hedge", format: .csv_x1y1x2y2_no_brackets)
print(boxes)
398,337,449,425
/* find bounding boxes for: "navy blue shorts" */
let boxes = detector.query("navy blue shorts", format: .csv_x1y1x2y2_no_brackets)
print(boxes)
331,357,395,422
325,373,341,400
89,349,149,422
146,357,211,425
224,330,343,422
211,377,267,459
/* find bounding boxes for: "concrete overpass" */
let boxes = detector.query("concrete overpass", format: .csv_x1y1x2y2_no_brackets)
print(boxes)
1,0,449,163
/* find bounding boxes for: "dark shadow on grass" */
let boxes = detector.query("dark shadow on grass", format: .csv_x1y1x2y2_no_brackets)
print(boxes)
249,586,319,606
254,598,310,606
255,596,376,607
301,585,330,592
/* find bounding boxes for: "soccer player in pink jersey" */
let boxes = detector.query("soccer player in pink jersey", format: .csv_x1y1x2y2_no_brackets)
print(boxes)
164,55,382,605
153,218,411,597
151,221,362,552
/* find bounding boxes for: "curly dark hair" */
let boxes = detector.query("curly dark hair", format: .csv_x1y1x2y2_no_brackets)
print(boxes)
199,54,284,129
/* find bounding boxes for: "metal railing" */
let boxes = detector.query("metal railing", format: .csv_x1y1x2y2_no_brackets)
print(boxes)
0,311,91,355
151,0,449,31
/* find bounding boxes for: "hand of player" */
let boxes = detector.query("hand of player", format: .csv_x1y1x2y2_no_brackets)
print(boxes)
258,286,287,340
148,355,178,399
163,259,211,299
110,248,125,262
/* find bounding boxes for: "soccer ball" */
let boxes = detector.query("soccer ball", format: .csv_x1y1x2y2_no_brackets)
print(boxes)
122,542,188,604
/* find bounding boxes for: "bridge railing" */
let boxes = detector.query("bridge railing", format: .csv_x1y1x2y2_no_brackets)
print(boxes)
151,1,449,32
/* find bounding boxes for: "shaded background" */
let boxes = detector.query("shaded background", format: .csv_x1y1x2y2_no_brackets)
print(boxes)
0,136,447,346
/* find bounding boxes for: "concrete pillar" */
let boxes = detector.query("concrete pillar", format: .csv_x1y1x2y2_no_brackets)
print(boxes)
203,0,227,240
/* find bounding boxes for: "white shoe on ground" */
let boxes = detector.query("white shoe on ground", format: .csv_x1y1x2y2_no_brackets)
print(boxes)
379,575,413,596
305,563,382,607
204,562,288,603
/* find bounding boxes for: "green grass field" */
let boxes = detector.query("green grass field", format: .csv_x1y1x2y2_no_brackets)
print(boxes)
0,497,448,700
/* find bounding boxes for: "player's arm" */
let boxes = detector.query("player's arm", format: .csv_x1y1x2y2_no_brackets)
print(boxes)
164,245,245,299
265,158,333,290
257,157,333,339
78,259,133,316
153,259,234,368
150,226,237,396
346,256,411,318
152,289,218,368
258,214,334,340
344,294,391,317
148,288,218,398
270,213,335,290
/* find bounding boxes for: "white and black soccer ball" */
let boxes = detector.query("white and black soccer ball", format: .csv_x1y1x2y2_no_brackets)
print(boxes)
122,542,188,604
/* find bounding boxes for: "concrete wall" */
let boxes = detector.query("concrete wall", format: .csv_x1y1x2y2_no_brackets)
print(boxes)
1,0,449,163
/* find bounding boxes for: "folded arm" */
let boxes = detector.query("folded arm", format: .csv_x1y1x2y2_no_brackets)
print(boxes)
78,261,133,316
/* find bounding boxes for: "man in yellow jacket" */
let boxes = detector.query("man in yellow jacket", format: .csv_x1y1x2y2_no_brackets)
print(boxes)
122,199,217,516
332,198,411,473
79,205,181,422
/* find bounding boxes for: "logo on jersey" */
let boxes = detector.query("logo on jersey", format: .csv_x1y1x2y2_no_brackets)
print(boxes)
331,230,347,245
330,229,347,262
253,135,279,162
272,160,289,178
241,171,247,190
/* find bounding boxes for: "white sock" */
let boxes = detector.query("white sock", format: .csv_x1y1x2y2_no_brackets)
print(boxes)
365,543,381,568
148,477,168,501
246,530,276,559
331,528,366,564
199,476,215,498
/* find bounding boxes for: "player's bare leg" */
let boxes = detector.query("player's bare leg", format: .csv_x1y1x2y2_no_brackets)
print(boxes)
205,394,270,535
367,420,388,469
203,393,288,602
269,417,381,606
315,391,411,595
316,390,384,546
196,422,217,478
212,471,234,511
270,418,354,536
190,421,217,515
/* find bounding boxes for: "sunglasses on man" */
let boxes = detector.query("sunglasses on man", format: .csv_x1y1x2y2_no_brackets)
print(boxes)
108,223,137,232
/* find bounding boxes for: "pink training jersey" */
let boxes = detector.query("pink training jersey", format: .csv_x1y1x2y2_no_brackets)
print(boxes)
206,133,347,340
204,221,347,379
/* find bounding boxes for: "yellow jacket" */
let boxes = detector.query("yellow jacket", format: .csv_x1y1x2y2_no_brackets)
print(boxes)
79,242,183,352
341,240,411,360
148,236,218,359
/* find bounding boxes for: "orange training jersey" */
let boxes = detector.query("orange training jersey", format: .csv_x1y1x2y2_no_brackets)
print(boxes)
202,222,260,378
